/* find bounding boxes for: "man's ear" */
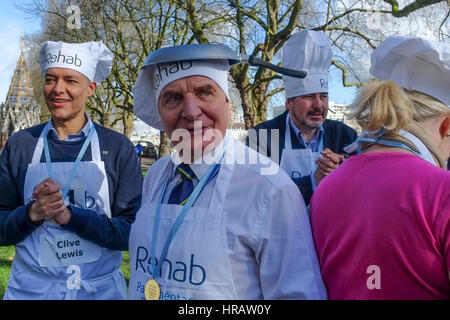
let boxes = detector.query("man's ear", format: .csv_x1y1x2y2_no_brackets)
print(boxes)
439,115,450,139
87,81,97,97
285,99,292,112
225,97,231,123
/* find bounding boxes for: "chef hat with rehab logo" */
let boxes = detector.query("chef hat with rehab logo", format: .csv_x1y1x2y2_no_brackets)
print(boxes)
38,41,113,83
282,30,333,99
370,36,450,107
133,44,233,130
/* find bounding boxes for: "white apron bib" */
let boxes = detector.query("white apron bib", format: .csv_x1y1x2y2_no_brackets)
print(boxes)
279,114,323,180
4,121,126,300
128,158,238,300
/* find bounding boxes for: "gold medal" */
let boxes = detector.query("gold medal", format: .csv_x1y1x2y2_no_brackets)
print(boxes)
144,279,160,300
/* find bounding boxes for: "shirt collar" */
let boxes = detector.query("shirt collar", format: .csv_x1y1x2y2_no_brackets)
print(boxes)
288,113,324,147
171,130,229,180
48,115,91,142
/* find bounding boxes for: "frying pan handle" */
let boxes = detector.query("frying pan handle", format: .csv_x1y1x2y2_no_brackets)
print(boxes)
244,55,307,78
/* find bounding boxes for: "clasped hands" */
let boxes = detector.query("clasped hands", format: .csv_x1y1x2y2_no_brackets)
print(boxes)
28,178,71,225
313,148,345,185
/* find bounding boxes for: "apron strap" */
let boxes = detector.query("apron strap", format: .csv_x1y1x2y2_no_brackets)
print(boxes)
282,113,324,176
63,268,124,300
89,126,102,162
285,113,293,150
31,122,51,165
285,113,324,152
31,120,101,165
64,280,97,300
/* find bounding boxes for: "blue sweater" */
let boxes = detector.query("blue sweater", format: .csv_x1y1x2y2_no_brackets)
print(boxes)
248,111,358,205
0,122,143,250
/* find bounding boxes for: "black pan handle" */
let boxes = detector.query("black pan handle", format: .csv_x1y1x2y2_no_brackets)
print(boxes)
244,55,307,78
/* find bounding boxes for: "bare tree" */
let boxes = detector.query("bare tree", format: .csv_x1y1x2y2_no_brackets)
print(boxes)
20,0,449,134
184,0,449,128
18,0,189,138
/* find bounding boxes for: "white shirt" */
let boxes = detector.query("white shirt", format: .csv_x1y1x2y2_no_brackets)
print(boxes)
142,132,327,299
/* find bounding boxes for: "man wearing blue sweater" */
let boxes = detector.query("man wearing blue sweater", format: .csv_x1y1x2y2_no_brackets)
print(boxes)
0,41,142,299
248,30,357,205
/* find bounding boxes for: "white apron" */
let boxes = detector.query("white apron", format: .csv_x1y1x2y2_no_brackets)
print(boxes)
4,121,126,300
128,157,238,300
280,114,323,180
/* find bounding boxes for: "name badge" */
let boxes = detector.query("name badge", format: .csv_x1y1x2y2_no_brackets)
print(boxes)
38,233,102,268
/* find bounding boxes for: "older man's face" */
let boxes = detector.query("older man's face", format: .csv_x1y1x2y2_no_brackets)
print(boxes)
158,75,230,156
286,92,328,131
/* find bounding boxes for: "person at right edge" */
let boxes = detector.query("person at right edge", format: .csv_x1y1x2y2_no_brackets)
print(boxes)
248,30,357,206
310,36,450,299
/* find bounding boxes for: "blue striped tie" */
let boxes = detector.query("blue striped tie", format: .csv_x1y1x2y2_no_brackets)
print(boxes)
168,164,195,205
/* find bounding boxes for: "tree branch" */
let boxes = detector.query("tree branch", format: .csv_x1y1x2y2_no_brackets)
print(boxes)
384,0,447,17
332,60,363,88
315,26,377,49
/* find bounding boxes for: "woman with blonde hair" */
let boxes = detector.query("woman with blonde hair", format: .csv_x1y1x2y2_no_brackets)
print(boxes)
310,36,450,299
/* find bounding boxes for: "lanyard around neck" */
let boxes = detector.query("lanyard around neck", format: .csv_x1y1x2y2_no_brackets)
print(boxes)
43,121,95,199
151,161,221,281
355,128,423,158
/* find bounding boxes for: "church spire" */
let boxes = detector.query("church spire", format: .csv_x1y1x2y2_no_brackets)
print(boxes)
5,35,36,105
21,34,25,53
1,35,40,147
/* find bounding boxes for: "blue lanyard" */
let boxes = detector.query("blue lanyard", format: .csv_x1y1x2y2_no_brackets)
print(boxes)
357,137,422,156
151,162,221,280
355,128,422,158
43,121,95,199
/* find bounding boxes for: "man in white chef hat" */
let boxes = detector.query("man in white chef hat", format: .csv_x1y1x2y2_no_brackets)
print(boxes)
0,41,143,299
249,30,358,205
128,43,327,300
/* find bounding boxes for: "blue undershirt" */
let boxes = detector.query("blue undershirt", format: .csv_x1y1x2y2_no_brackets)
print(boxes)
288,116,324,152
288,115,324,191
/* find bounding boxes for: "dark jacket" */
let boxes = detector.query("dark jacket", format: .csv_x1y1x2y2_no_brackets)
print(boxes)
248,111,358,205
0,122,143,250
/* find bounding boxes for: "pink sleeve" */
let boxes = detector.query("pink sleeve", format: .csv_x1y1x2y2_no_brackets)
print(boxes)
436,196,450,272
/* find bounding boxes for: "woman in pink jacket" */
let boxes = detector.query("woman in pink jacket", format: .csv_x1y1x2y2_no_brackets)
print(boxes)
310,36,450,299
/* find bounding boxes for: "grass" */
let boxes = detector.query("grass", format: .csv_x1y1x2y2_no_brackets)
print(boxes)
0,247,131,299
0,170,147,299
0,246,15,299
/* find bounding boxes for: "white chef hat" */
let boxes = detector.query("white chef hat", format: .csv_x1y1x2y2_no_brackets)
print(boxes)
38,41,113,83
282,30,333,99
133,59,230,130
370,36,450,106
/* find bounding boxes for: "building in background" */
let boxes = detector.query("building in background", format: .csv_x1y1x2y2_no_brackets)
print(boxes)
129,100,362,150
269,102,361,134
271,105,285,119
327,101,361,134
0,36,40,148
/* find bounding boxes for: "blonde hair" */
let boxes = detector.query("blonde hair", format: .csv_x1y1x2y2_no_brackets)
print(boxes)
348,80,450,168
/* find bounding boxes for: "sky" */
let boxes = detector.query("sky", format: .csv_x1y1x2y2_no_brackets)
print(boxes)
0,0,41,103
0,0,358,109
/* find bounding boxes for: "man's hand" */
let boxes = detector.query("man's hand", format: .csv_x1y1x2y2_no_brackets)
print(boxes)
28,178,71,225
313,148,345,185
